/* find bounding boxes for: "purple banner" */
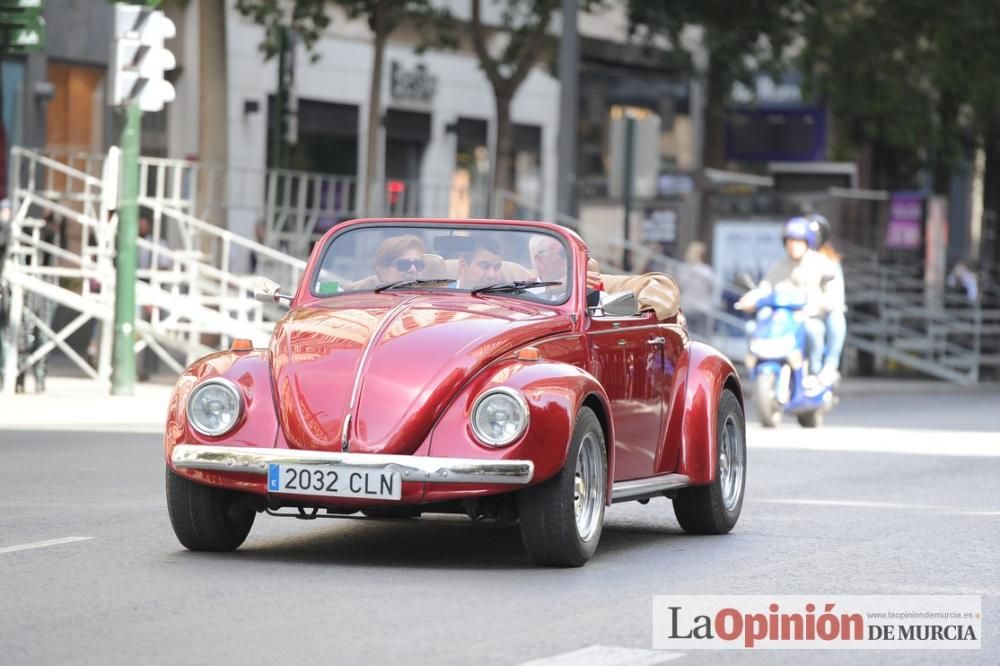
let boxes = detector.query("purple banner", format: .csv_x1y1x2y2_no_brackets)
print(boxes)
885,193,923,250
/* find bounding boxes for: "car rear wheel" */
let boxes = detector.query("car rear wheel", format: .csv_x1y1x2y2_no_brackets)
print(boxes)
518,407,607,567
166,467,255,551
673,389,746,534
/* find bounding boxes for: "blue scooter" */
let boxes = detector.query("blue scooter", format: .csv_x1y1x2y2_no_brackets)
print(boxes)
743,288,834,428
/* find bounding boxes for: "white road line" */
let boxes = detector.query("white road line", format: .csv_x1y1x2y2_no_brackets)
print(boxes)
518,645,685,666
747,426,1000,458
758,498,1000,516
0,536,95,554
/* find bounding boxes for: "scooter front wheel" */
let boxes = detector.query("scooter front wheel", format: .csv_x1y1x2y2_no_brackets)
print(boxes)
754,373,782,428
796,411,823,428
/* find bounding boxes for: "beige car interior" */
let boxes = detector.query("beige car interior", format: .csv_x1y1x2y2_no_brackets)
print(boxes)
341,252,680,323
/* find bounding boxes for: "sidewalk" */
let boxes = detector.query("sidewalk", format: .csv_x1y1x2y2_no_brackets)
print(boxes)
0,377,172,433
2,374,997,435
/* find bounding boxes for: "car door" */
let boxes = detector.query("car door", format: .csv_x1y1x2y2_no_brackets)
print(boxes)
652,320,686,474
586,310,664,481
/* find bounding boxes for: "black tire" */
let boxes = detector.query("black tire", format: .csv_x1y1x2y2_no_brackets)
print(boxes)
518,407,607,567
673,389,746,534
166,466,255,551
754,373,782,428
797,411,823,428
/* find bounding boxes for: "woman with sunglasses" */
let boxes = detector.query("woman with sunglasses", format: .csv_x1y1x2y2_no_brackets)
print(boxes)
373,234,427,284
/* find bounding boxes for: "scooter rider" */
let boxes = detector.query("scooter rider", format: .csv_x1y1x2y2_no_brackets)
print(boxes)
735,216,838,380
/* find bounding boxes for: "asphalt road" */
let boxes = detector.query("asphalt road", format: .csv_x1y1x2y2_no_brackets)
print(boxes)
1,390,998,666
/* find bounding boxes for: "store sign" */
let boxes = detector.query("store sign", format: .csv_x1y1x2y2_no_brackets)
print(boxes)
390,61,436,102
0,0,44,52
642,209,678,242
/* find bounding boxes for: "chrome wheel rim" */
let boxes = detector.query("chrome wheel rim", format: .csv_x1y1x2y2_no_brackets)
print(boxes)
573,432,604,542
719,415,744,512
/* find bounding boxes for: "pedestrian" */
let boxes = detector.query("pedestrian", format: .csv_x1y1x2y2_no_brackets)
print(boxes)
676,241,715,337
946,260,978,304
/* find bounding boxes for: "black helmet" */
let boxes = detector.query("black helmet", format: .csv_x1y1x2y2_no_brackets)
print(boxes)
806,213,831,249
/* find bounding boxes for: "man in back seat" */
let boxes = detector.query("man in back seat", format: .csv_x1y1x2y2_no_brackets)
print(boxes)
457,236,504,290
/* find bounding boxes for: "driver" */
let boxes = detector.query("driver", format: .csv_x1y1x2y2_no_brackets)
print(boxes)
735,216,837,378
457,236,503,290
374,235,426,284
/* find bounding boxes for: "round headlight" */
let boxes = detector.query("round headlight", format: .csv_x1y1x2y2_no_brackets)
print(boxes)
187,379,243,437
471,388,529,447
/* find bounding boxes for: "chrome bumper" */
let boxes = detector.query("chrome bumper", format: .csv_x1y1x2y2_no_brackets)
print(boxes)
170,445,535,485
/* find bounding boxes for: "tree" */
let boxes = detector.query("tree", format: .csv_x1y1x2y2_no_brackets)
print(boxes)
468,0,559,210
626,0,804,169
798,0,1000,194
235,0,451,213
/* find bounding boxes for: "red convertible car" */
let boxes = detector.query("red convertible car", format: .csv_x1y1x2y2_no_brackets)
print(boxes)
165,218,746,566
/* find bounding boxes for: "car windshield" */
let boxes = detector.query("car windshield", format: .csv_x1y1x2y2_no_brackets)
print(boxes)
311,224,573,303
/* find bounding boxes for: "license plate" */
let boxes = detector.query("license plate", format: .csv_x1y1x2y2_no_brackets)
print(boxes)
267,464,402,500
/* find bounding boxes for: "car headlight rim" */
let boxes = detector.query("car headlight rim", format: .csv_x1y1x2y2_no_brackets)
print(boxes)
186,377,244,437
470,387,529,448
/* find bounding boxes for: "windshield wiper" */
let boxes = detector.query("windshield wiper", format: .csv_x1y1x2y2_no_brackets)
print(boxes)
471,280,562,295
373,278,453,293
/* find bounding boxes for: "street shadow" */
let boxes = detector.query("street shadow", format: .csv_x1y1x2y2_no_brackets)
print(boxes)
168,513,692,571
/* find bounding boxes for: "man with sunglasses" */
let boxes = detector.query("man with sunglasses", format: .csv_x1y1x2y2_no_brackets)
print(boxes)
457,236,504,290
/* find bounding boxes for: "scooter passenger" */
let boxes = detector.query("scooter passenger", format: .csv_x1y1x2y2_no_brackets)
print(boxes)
807,214,847,387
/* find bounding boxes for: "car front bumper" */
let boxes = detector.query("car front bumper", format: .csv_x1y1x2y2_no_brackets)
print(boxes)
170,444,535,486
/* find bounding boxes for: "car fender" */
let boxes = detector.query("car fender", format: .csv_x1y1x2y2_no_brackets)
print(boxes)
428,358,615,498
674,341,743,485
164,349,279,483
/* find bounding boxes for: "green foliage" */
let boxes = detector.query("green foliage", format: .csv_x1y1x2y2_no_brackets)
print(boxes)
800,0,1000,185
234,0,454,61
234,0,332,60
626,0,805,104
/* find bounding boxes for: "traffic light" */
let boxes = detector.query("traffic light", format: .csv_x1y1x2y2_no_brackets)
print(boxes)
110,4,176,112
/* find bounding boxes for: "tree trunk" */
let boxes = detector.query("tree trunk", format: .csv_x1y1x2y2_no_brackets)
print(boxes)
198,0,228,229
364,5,387,216
702,64,728,169
493,92,513,217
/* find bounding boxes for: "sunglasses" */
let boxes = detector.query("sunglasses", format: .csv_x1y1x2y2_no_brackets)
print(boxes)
393,258,426,271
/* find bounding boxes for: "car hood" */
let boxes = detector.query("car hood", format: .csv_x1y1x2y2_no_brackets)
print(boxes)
270,292,573,454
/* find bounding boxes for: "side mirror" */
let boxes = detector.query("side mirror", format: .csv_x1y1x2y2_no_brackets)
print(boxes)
254,276,291,304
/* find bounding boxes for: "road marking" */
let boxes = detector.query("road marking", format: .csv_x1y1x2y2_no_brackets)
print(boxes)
747,426,1000,457
758,498,1000,516
0,536,94,554
518,646,685,666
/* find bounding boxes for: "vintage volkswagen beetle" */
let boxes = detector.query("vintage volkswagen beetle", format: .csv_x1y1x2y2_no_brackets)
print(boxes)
165,219,746,567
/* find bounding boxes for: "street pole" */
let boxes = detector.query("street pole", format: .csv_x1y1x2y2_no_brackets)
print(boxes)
622,115,635,272
556,0,579,220
111,102,141,396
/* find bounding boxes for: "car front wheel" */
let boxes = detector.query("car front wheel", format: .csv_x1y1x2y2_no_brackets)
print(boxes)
166,467,255,551
673,389,746,534
518,407,607,567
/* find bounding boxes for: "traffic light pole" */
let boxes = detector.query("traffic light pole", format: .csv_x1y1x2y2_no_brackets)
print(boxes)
111,102,141,395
